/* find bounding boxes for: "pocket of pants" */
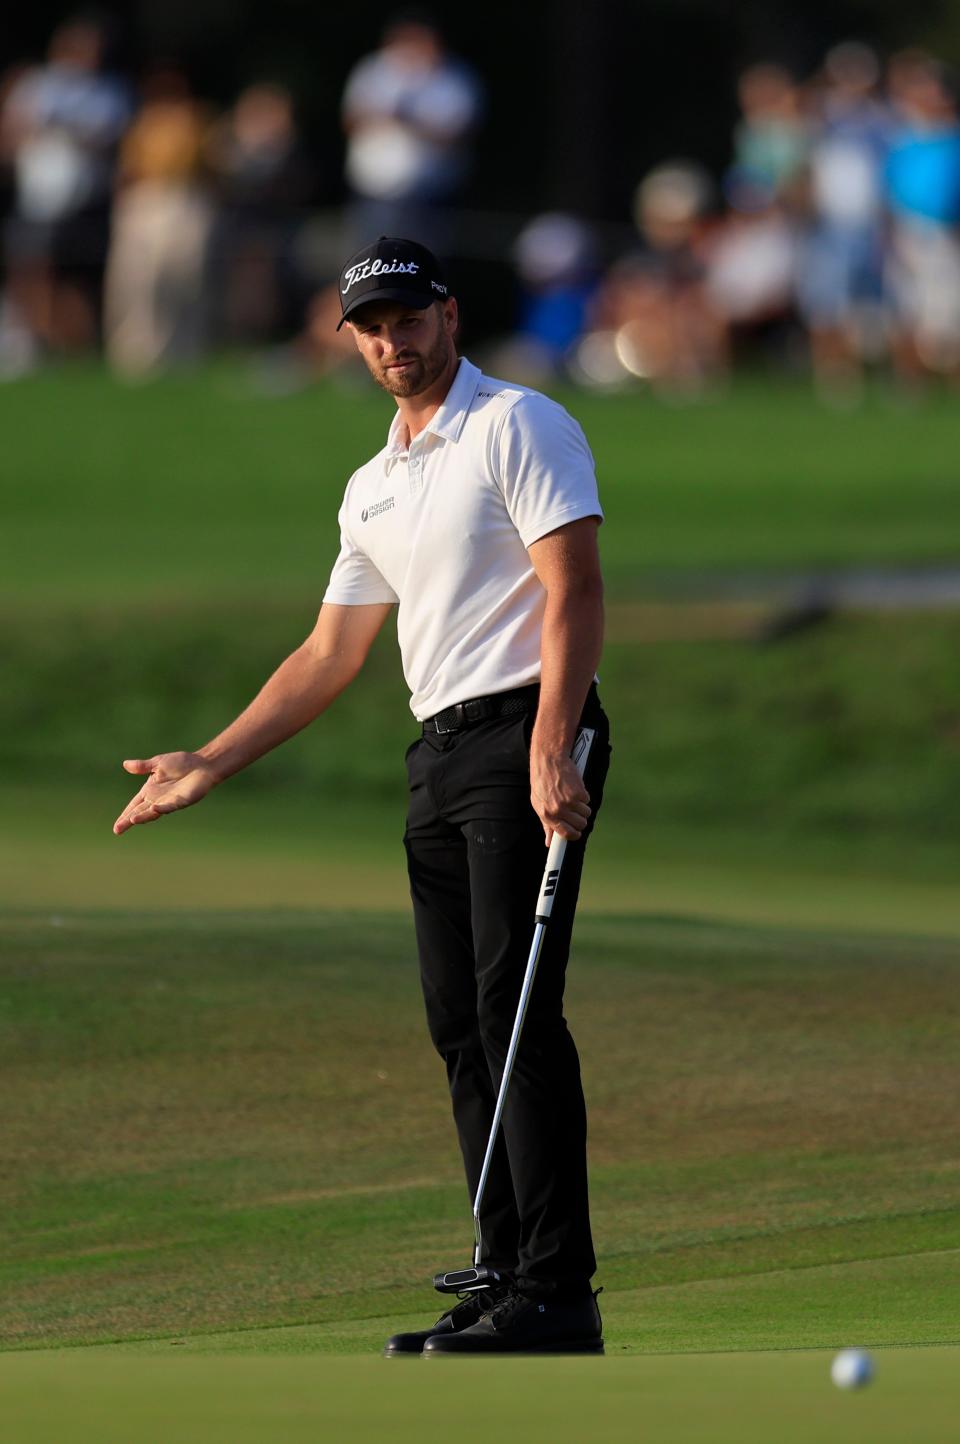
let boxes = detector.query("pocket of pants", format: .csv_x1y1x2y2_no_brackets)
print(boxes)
512,708,535,762
404,737,422,775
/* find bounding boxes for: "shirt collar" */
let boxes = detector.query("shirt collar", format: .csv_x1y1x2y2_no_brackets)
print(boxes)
383,357,480,466
426,357,481,443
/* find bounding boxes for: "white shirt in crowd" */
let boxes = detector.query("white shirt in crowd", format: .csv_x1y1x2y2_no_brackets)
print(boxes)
8,63,130,221
323,358,603,720
341,49,480,202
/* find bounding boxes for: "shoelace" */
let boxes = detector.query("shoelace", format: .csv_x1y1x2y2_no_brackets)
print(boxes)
487,1288,534,1329
442,1287,498,1324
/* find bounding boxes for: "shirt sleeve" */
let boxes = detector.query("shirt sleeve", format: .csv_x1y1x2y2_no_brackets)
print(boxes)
322,489,399,606
494,393,603,549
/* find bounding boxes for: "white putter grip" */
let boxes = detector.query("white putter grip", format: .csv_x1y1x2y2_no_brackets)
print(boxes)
534,727,596,922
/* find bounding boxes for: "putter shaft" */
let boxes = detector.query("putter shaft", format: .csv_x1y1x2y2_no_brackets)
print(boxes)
471,726,595,1269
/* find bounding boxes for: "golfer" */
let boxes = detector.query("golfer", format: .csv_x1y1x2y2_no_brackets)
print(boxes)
114,237,611,1355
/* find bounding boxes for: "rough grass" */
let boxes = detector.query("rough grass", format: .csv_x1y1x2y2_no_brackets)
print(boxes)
5,608,960,844
3,911,958,1353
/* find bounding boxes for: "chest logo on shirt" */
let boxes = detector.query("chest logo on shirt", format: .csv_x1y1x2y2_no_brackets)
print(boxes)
361,497,396,523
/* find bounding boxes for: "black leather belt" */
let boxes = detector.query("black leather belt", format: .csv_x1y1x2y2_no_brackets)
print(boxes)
422,685,540,736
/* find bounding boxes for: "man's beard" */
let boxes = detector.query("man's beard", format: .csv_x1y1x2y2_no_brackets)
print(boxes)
368,325,451,398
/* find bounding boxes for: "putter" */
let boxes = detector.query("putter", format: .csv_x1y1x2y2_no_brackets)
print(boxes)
433,726,596,1296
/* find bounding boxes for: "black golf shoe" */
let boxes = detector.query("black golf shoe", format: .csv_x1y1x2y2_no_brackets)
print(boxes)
383,1287,509,1356
422,1287,604,1355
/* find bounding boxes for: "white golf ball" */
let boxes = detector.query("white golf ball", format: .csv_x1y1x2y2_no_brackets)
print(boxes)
831,1348,874,1389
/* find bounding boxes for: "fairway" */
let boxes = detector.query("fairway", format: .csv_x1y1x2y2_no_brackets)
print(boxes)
4,367,960,607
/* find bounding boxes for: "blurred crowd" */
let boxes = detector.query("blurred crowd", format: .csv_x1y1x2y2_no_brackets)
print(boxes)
2,15,959,398
0,12,481,379
512,43,960,399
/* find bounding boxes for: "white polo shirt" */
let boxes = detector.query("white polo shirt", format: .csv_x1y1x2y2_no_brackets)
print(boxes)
323,357,603,720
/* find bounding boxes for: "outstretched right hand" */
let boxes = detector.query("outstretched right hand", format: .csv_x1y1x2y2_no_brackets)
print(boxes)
113,752,219,836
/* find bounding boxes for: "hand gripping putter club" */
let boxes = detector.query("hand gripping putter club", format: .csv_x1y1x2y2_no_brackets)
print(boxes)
433,726,596,1296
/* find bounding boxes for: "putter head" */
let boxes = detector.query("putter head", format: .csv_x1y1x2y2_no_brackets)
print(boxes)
433,1265,505,1295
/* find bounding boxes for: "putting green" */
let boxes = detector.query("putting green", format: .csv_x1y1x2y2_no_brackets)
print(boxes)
95,1245,960,1358
1,1346,957,1444
5,911,959,1355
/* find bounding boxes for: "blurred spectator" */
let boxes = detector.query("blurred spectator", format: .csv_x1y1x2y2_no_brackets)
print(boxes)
340,11,481,252
0,65,25,219
208,83,316,342
0,65,35,377
104,66,214,376
885,51,960,381
797,42,892,399
490,213,599,384
732,63,808,199
0,18,130,362
715,62,806,366
589,163,724,394
705,174,797,350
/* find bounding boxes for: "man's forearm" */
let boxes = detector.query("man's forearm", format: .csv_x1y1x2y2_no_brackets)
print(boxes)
197,645,358,782
531,580,604,758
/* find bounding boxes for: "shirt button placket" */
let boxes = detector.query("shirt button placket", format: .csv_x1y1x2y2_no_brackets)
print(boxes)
409,441,423,497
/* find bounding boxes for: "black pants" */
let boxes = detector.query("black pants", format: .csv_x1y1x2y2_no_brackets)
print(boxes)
403,686,610,1298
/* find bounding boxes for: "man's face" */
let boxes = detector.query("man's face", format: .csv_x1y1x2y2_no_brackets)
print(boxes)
349,299,456,398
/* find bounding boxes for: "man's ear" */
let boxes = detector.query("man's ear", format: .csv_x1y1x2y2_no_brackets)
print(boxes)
443,296,459,335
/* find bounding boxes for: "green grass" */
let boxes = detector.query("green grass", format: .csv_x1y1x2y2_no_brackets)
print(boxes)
5,784,960,937
3,367,960,608
10,605,960,829
5,603,960,935
8,599,960,822
3,370,959,1431
2,1348,959,1444
3,910,959,1355
6,368,960,922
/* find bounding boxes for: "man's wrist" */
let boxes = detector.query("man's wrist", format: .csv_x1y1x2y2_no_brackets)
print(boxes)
531,745,570,766
196,747,229,785
530,725,575,762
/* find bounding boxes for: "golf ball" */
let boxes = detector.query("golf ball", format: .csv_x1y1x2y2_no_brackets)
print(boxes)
831,1348,874,1389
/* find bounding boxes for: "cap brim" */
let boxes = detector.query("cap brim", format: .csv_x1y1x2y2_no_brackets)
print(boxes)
336,288,436,330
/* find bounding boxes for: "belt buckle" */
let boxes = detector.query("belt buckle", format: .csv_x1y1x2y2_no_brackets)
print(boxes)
434,703,464,736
